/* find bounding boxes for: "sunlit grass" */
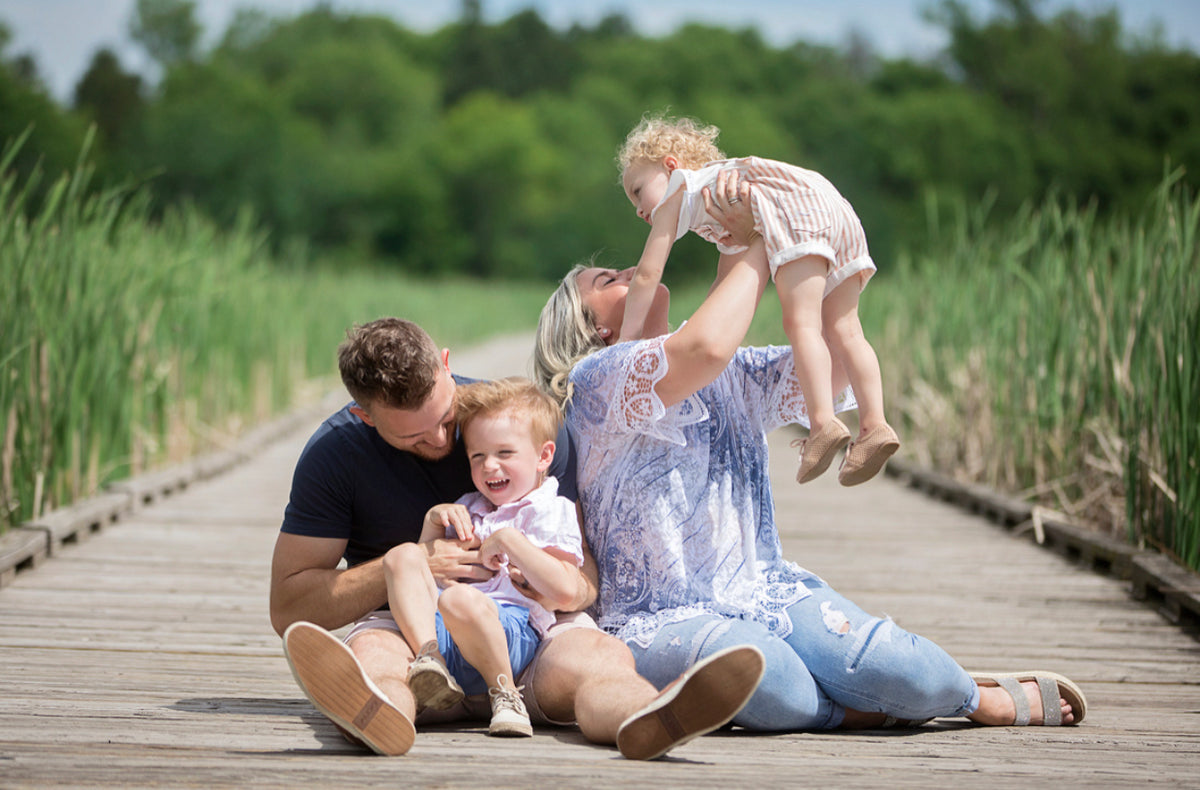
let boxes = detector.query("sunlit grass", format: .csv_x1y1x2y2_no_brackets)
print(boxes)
3,134,1195,571
0,136,548,530
866,176,1196,568
673,173,1197,569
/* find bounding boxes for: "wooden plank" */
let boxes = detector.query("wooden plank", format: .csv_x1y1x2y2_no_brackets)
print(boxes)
21,490,132,555
0,528,48,586
0,334,1196,788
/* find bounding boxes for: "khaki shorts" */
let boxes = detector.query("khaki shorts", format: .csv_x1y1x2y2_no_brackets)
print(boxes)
344,609,598,727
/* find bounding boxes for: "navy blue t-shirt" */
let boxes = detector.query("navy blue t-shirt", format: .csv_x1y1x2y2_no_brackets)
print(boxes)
280,376,578,568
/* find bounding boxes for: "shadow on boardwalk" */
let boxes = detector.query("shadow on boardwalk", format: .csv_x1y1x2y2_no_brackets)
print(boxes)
1,333,1197,788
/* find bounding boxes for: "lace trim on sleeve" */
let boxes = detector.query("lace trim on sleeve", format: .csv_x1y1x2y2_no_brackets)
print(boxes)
757,349,857,432
605,335,709,446
763,351,810,430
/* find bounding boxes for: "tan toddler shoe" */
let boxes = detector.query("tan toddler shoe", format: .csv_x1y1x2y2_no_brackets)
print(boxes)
838,424,900,486
793,418,852,483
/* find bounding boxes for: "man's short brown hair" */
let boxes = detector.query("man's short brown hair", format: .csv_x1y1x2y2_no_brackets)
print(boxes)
337,318,442,409
455,378,562,447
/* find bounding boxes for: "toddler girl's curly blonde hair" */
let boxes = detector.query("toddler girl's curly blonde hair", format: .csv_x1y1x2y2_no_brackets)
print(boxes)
617,114,725,174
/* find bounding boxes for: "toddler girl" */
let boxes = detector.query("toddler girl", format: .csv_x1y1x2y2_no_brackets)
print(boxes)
618,114,898,485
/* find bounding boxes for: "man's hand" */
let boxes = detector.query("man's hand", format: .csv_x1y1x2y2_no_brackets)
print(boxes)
507,566,552,608
422,535,493,587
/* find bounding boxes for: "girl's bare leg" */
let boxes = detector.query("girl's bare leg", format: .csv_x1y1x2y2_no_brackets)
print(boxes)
776,255,836,430
822,278,887,433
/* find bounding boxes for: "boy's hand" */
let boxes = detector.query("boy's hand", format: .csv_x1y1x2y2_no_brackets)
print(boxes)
479,528,513,571
424,503,475,541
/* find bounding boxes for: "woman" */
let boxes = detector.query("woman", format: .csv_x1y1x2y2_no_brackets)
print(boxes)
531,171,1085,730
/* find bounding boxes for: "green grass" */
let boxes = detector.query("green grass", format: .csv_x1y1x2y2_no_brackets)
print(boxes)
672,172,1198,569
0,137,548,531
4,135,1195,572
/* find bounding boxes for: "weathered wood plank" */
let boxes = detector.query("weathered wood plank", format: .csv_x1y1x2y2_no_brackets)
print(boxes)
1,334,1197,788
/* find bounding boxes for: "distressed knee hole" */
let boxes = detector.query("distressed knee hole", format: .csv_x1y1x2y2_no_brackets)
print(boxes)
820,601,851,634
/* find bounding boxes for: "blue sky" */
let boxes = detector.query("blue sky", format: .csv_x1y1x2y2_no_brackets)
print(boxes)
3,0,1199,101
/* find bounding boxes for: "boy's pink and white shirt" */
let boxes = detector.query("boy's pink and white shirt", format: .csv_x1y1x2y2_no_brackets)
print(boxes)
450,476,583,636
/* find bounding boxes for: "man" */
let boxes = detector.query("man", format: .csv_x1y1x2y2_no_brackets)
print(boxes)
270,317,764,759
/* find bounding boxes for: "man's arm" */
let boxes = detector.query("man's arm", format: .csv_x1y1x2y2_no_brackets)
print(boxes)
573,534,600,610
269,531,492,635
269,532,385,635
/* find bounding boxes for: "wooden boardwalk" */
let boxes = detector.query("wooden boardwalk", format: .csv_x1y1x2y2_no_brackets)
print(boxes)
1,334,1198,788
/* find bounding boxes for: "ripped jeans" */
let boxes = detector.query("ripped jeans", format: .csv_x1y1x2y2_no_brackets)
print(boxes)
625,578,981,730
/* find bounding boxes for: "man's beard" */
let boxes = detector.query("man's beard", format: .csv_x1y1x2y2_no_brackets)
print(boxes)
408,434,457,462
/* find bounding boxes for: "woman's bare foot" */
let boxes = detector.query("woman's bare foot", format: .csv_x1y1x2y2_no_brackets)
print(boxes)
969,679,1075,725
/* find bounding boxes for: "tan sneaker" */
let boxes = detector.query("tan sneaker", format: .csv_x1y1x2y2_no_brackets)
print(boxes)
283,621,415,756
793,418,852,483
838,424,900,486
487,676,533,737
615,645,765,760
406,640,465,711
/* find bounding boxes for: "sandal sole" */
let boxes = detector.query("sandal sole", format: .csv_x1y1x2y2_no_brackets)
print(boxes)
970,670,1088,725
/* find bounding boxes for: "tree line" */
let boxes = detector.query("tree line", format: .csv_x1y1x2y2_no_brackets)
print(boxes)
2,0,1198,280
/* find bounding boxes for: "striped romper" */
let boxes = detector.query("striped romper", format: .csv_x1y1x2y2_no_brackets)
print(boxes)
659,156,877,297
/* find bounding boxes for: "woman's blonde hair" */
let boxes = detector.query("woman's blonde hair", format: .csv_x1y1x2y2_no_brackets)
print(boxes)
616,113,724,174
533,262,606,410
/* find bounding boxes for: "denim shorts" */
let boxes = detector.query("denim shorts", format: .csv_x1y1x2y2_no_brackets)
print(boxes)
343,608,598,726
436,602,540,696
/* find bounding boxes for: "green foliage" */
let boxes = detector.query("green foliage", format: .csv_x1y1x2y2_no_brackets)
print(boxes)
855,173,1199,569
73,49,145,153
429,93,571,277
0,36,89,196
934,0,1199,207
131,0,202,66
140,59,317,233
8,2,1195,279
442,9,580,105
0,141,550,531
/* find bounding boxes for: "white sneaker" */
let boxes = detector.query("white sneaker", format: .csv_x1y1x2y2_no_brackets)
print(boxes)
487,676,533,737
406,641,465,711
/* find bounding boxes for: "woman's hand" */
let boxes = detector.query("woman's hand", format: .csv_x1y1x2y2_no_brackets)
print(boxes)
656,167,769,407
703,168,758,247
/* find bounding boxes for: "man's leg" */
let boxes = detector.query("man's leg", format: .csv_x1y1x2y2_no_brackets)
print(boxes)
524,618,764,760
348,626,419,719
283,620,417,756
527,625,650,742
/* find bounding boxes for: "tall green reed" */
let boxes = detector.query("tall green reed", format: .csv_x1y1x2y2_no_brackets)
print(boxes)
1,135,552,532
1,132,290,526
858,172,1198,569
